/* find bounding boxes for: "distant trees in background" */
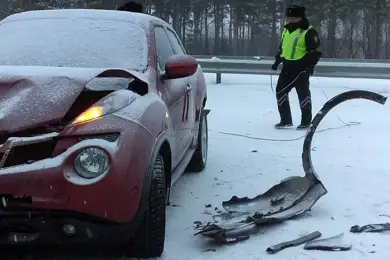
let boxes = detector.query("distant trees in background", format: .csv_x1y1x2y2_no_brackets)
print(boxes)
1,0,390,59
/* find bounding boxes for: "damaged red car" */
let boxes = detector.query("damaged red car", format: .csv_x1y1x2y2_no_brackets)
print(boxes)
0,8,208,258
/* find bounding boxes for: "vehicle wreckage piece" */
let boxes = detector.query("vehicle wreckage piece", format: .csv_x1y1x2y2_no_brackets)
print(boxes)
350,223,390,233
194,90,387,243
266,231,322,254
304,233,351,251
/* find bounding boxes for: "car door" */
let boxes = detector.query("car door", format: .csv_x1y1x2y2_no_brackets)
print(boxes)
165,27,196,151
154,25,188,166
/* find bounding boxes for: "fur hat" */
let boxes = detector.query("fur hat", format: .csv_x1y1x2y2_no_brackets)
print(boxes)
117,1,143,13
286,4,305,18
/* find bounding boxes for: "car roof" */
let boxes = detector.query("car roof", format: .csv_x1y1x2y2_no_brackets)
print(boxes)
1,9,167,28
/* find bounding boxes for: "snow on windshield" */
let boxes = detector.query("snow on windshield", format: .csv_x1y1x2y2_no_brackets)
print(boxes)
0,18,148,71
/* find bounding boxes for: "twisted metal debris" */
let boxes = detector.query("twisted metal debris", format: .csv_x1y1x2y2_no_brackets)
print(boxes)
194,90,387,243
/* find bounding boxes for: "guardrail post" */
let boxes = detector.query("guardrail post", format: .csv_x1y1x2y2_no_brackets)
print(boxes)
216,71,221,84
211,57,221,84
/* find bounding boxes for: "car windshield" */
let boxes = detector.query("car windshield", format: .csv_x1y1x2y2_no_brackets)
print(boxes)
0,17,148,71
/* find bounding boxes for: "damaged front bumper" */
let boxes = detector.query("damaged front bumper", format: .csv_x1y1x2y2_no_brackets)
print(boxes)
195,90,388,243
0,115,153,225
0,130,141,245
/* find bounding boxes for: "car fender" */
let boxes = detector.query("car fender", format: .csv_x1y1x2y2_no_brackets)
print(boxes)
194,65,207,121
113,91,174,141
131,130,170,222
112,90,175,169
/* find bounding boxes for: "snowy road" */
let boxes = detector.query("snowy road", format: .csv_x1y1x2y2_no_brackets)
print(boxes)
6,73,390,260
162,74,390,260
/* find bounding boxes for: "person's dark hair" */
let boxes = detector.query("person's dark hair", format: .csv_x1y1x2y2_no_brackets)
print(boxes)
117,1,143,13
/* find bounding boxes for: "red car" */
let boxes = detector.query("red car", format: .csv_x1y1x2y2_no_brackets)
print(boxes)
0,8,208,258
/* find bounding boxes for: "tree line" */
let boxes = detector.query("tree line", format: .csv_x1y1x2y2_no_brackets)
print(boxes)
1,0,389,59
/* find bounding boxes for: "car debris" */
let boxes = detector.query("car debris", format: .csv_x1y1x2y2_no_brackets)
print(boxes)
266,231,322,254
194,90,388,243
350,223,390,233
304,233,351,251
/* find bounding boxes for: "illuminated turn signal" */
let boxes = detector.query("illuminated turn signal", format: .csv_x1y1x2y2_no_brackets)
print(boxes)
72,107,103,124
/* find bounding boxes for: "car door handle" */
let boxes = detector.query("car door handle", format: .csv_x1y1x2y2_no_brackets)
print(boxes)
187,84,192,91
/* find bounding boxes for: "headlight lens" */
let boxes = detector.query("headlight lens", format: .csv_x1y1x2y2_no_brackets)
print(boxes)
73,148,109,179
72,91,135,125
72,107,103,124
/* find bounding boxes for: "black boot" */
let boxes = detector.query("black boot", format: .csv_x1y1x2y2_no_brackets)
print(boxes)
296,117,311,130
296,122,310,130
297,108,312,130
276,94,293,129
275,121,293,129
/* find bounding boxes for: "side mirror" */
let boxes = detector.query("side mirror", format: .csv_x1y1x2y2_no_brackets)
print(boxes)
163,55,198,80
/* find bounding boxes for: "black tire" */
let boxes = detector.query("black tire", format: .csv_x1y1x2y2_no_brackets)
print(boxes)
187,110,208,172
126,154,166,258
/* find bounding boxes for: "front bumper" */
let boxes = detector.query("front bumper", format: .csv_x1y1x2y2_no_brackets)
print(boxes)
0,116,154,223
0,210,135,246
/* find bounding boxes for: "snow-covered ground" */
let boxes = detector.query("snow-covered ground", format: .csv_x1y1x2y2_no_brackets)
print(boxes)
161,73,390,260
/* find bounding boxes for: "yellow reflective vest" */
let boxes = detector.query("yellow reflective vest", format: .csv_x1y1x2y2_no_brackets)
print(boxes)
280,25,313,60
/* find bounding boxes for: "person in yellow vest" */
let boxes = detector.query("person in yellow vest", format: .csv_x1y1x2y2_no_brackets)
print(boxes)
271,4,322,130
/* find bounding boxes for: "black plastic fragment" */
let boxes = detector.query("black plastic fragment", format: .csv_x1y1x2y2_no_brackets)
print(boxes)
302,90,387,183
350,223,390,233
304,233,351,251
266,231,322,254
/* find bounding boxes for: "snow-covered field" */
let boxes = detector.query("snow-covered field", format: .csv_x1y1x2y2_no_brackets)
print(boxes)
162,73,390,260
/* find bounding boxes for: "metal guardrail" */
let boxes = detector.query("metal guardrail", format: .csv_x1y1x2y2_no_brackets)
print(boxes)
193,56,390,83
193,55,390,63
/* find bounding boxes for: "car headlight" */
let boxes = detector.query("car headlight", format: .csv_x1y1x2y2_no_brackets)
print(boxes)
72,92,135,125
73,147,109,179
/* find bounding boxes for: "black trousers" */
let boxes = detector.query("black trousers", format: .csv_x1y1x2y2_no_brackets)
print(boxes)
275,70,312,124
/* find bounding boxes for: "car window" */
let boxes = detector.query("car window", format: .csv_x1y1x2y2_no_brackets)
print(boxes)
166,28,186,55
0,18,148,71
154,26,174,71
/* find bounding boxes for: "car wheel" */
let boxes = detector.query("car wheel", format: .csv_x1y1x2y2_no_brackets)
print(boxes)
126,154,166,258
187,109,208,172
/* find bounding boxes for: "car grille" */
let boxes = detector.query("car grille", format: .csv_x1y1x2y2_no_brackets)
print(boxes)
1,139,57,168
0,132,58,169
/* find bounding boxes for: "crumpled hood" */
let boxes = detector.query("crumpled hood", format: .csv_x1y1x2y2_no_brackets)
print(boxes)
0,65,146,133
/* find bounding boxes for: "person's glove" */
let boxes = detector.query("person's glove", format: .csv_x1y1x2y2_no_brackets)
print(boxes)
271,63,279,71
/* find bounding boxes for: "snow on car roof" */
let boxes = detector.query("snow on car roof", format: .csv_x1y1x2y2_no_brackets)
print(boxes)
1,8,166,27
